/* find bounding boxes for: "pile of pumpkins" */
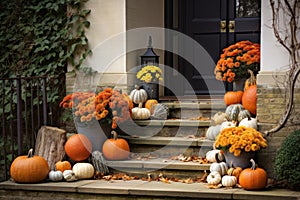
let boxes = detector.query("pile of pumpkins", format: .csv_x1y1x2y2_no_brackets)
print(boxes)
129,85,168,120
205,150,268,190
206,73,258,141
9,131,131,183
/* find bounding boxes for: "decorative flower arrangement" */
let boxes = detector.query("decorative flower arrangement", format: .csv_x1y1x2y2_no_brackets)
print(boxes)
59,88,131,129
214,126,267,157
214,40,260,82
136,65,163,83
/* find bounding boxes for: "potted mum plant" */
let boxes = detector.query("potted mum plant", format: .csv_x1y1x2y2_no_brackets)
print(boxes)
214,126,267,169
136,65,163,99
59,88,132,151
214,40,260,90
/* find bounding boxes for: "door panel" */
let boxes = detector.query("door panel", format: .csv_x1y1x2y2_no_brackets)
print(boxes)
164,0,261,97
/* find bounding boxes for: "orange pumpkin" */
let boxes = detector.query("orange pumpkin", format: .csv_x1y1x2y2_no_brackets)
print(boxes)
64,134,92,161
10,149,49,183
55,160,72,172
102,131,130,160
227,165,243,182
224,91,244,106
242,85,257,115
145,99,158,111
244,69,257,90
239,159,268,190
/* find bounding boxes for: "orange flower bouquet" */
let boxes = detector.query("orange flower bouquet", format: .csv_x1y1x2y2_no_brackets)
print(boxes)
214,40,260,82
59,88,131,129
214,126,267,157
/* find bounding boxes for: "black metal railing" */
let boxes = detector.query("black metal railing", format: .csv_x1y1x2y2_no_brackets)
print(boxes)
0,75,63,181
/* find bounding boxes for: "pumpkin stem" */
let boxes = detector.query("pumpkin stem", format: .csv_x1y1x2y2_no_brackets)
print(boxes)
134,84,140,90
27,148,34,158
250,158,256,170
138,102,143,108
111,131,118,140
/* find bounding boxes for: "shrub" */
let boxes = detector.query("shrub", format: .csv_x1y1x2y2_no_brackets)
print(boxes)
274,129,300,191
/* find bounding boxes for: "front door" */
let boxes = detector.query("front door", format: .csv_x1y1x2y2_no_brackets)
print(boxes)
165,0,261,96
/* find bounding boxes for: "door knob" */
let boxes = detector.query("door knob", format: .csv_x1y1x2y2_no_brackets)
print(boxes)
220,20,226,32
229,21,235,32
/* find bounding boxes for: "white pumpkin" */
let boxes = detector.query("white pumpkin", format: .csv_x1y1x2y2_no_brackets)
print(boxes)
206,125,221,140
210,162,228,176
206,150,225,163
207,171,222,185
48,170,63,182
221,175,237,187
72,163,94,179
212,112,228,125
220,121,237,132
132,103,151,120
129,85,148,104
239,117,257,130
63,170,77,182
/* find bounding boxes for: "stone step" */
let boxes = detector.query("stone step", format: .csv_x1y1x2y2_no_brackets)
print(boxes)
121,119,211,137
107,158,210,179
121,136,214,157
161,100,226,119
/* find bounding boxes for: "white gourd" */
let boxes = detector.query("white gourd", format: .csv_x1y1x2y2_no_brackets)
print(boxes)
48,170,63,182
239,117,257,130
132,103,151,120
63,170,77,182
207,171,222,185
206,150,225,163
212,112,228,125
210,162,228,176
220,121,237,132
72,163,94,179
129,85,148,104
206,125,221,140
221,175,237,187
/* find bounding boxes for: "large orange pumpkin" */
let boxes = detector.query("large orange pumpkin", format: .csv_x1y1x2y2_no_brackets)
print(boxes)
239,159,268,190
10,149,49,183
242,85,257,115
64,134,92,161
102,131,130,160
224,91,244,106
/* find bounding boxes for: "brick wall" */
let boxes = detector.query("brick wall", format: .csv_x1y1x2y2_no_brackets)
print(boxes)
256,83,300,178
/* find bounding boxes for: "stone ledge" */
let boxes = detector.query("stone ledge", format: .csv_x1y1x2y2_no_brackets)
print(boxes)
132,119,211,127
0,180,299,200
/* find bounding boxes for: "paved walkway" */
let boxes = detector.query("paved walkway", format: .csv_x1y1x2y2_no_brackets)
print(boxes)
0,179,299,200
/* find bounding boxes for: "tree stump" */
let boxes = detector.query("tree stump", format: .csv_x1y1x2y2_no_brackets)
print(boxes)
34,126,67,170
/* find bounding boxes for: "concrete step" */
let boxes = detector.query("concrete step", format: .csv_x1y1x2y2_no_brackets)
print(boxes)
122,136,214,157
161,100,226,119
107,157,211,179
121,119,211,137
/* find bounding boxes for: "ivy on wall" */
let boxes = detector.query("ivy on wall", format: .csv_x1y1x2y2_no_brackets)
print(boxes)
0,0,91,78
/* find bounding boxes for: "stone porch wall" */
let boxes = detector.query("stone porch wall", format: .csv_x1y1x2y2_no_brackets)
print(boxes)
256,72,300,178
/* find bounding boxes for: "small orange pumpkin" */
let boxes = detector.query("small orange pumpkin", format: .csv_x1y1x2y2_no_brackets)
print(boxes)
224,91,244,106
145,99,158,111
10,149,49,183
102,131,130,160
239,159,268,190
55,160,72,172
227,163,243,182
64,134,92,162
242,85,257,115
